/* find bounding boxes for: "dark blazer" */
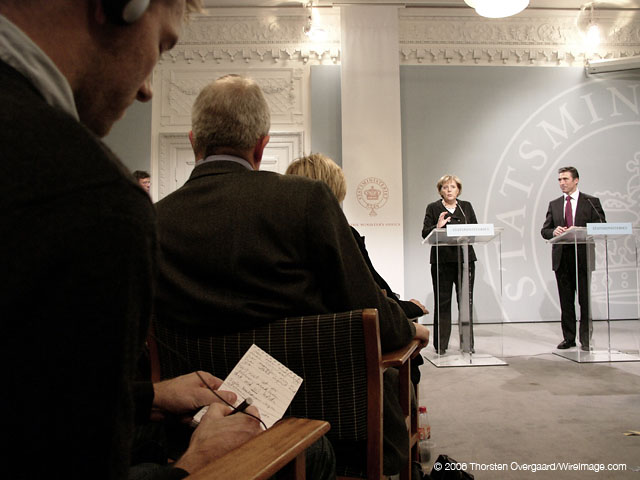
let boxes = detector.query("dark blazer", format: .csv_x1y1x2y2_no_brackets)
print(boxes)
156,160,418,473
155,160,416,353
421,199,478,264
540,192,606,271
351,227,424,319
0,60,157,479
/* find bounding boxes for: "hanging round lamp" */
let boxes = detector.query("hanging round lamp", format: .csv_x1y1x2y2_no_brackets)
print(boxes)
464,0,529,18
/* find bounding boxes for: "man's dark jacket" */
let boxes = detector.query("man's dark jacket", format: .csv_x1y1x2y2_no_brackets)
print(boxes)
0,59,181,479
156,160,417,474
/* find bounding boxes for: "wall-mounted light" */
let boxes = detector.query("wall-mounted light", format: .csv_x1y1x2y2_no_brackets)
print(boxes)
578,2,601,50
464,0,529,18
303,2,328,42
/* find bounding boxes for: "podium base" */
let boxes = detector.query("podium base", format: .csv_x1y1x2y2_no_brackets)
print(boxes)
423,350,508,368
553,349,640,363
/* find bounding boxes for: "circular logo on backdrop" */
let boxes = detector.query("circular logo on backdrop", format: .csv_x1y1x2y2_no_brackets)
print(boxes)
356,177,389,216
484,73,640,321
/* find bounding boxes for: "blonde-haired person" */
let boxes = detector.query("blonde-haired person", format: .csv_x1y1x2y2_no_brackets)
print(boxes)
421,175,478,355
285,153,430,478
286,154,428,321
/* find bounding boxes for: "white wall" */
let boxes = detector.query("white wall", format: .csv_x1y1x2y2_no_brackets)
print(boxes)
106,6,640,322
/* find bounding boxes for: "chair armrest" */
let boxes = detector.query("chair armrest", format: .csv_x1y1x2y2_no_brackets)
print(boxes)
380,339,420,369
186,418,330,480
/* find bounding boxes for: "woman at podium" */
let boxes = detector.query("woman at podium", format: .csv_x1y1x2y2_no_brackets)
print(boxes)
422,174,478,355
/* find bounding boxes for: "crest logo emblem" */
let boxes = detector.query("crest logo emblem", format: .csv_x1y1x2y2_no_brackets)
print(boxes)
483,74,640,321
356,177,389,216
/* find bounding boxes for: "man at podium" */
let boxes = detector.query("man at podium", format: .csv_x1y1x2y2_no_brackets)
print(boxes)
541,166,606,351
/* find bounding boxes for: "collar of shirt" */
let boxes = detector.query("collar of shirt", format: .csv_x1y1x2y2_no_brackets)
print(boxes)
564,190,580,201
0,14,78,121
196,154,254,171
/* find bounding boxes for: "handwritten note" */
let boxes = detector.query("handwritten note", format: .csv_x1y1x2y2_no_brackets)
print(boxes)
193,344,303,429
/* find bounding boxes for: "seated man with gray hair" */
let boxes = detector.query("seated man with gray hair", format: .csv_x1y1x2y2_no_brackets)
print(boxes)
155,74,430,477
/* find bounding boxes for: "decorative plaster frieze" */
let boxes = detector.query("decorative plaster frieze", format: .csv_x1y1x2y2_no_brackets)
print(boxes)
163,8,640,66
157,68,304,127
161,11,340,65
399,11,640,65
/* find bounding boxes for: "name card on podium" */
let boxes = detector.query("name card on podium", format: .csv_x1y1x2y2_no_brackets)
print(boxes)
587,222,632,235
447,223,495,237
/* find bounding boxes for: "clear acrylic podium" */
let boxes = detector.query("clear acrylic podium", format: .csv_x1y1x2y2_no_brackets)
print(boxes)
422,226,507,367
548,225,640,363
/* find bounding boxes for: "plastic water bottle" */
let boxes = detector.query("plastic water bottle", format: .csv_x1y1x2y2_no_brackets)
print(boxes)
418,406,432,470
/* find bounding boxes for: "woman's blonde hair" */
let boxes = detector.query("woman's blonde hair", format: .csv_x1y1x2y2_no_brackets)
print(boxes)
436,174,462,197
285,153,347,203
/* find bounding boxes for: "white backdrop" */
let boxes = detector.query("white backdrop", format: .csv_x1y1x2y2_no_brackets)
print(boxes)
312,65,640,322
340,6,406,295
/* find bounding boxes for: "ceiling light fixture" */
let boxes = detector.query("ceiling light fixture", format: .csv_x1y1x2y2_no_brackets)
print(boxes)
464,0,529,19
577,3,601,50
303,2,327,42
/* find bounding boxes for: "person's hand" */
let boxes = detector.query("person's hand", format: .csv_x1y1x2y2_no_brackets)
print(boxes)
409,299,429,315
152,371,236,421
174,403,262,474
413,323,430,349
553,226,567,236
436,211,450,228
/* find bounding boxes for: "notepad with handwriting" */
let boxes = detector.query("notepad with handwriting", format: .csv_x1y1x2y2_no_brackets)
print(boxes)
192,344,303,429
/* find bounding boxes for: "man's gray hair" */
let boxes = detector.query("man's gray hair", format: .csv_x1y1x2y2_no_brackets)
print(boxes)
191,75,271,157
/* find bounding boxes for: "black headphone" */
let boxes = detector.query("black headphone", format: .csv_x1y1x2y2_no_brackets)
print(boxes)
102,0,150,24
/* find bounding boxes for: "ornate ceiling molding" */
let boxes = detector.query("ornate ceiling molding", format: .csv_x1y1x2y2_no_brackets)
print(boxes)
163,11,340,65
162,8,640,66
399,10,640,65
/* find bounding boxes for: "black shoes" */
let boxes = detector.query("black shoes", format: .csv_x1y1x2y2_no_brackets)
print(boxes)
557,340,576,349
581,345,590,352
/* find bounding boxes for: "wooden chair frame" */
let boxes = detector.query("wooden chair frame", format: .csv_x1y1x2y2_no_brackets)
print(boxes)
152,308,420,480
343,309,420,480
187,417,330,480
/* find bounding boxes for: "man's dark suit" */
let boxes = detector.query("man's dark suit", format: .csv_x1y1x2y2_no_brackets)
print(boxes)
541,191,606,346
155,159,416,474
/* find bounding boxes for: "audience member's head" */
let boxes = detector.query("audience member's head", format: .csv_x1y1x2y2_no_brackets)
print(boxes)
1,0,202,137
190,75,271,167
133,170,151,193
285,153,347,203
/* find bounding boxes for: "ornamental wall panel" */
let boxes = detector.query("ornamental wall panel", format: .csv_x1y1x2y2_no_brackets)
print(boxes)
156,131,303,200
157,133,193,199
158,68,304,128
260,131,305,174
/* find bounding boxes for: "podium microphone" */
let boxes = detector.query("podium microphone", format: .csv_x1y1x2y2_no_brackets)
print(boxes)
458,205,468,224
587,197,604,223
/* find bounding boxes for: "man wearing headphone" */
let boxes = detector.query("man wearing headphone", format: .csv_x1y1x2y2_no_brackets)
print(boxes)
0,1,263,478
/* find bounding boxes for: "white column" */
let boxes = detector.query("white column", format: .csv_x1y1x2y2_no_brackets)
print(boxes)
340,5,405,296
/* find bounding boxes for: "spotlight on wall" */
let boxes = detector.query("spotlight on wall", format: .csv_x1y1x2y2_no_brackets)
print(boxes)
303,2,327,42
464,0,529,18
